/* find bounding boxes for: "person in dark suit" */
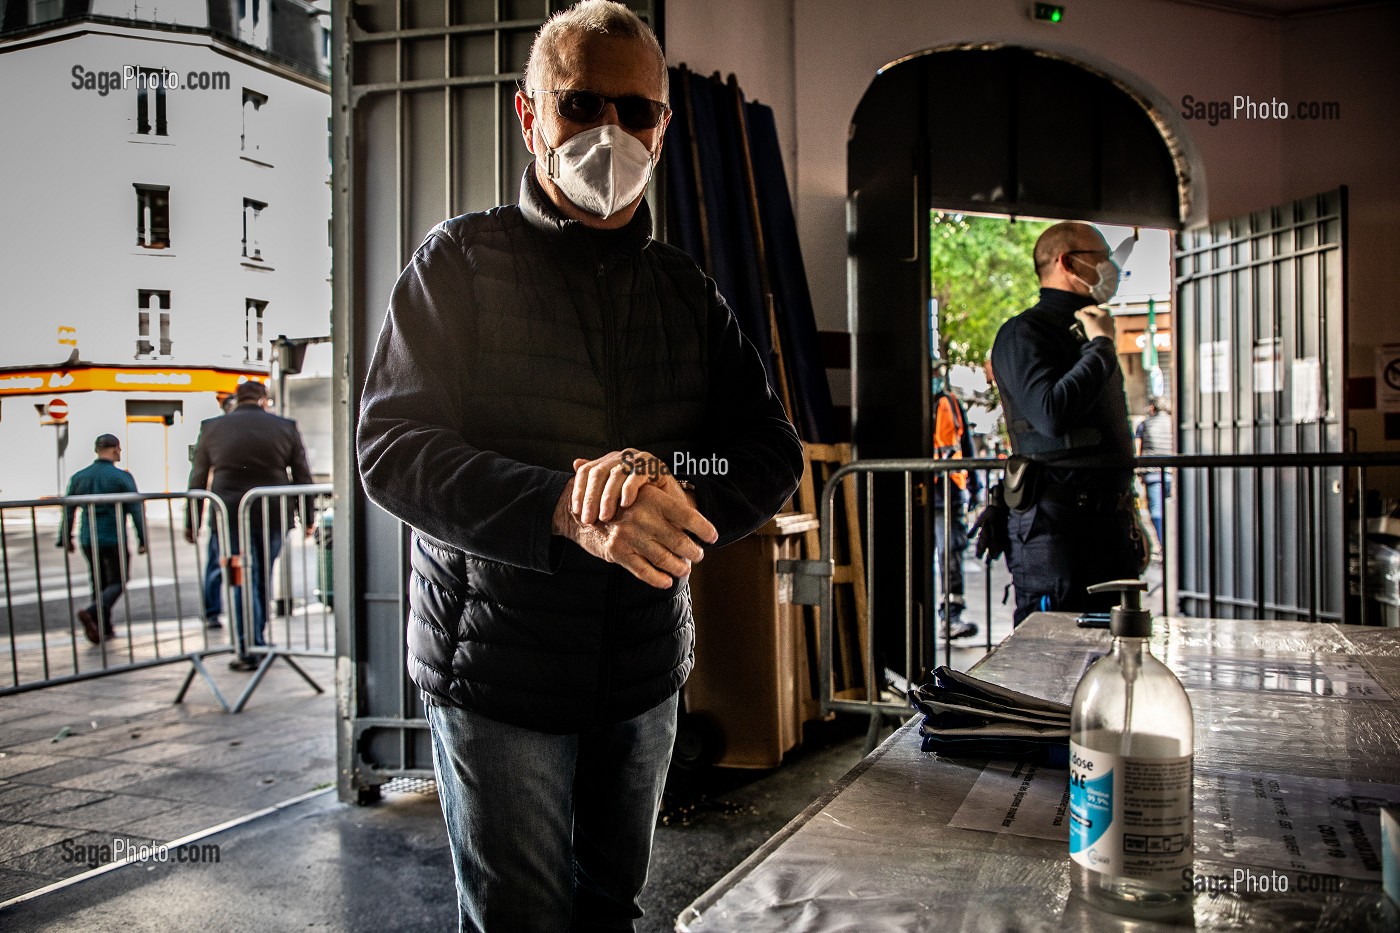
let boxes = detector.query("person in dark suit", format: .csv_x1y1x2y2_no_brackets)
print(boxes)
185,380,313,669
199,392,239,632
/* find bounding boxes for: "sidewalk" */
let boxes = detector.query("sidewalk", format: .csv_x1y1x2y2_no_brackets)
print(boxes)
0,652,334,904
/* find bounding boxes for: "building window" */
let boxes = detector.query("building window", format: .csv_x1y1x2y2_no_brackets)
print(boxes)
135,68,168,136
241,89,267,154
243,198,267,260
245,299,267,363
238,0,268,49
134,184,171,249
137,290,172,358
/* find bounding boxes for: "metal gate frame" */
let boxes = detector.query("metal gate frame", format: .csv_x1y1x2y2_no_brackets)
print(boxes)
1,490,236,709
785,451,1400,749
229,483,334,713
1176,188,1347,621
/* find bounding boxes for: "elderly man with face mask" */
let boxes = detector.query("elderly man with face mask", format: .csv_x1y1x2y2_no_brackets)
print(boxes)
355,2,802,929
988,221,1147,626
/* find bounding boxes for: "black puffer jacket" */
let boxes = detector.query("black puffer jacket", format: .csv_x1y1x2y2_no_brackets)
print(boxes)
357,169,803,733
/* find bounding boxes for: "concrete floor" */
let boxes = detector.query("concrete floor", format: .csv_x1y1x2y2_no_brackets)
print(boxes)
0,703,871,933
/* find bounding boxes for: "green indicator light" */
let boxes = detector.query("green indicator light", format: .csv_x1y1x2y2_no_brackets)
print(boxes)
1033,3,1066,23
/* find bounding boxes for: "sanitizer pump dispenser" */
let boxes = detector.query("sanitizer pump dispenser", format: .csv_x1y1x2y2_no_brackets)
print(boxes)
1069,580,1194,919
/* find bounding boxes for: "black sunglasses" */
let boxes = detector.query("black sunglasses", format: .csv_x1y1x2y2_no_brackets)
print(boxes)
533,88,669,131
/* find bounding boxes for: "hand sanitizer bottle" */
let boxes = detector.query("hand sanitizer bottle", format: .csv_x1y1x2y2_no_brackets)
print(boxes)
1069,580,1193,919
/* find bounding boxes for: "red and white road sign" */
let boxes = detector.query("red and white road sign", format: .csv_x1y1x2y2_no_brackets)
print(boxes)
46,399,69,421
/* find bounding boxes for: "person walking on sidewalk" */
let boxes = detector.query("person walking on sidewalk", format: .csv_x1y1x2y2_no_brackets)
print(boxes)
198,392,239,631
185,381,314,670
59,434,147,644
1135,395,1173,554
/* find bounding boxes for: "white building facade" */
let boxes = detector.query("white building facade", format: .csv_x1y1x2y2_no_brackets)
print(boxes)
0,0,331,498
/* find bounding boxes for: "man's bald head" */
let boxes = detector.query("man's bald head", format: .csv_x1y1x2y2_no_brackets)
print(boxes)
1034,222,1109,279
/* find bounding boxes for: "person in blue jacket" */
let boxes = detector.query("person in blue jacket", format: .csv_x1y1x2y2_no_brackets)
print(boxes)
60,433,147,644
990,222,1147,624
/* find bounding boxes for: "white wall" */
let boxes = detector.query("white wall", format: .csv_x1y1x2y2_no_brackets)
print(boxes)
0,22,330,499
1280,4,1400,448
665,0,797,188
665,0,1399,445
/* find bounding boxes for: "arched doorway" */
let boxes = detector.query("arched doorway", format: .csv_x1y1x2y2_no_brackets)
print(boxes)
849,44,1348,656
847,44,1195,673
847,43,1193,460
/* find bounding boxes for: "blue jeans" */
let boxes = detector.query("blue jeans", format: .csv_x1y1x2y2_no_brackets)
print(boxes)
203,524,223,621
1144,475,1170,547
233,532,282,655
932,486,968,620
427,693,678,933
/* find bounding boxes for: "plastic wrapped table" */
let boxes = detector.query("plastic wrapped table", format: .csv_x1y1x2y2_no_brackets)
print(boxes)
678,614,1400,932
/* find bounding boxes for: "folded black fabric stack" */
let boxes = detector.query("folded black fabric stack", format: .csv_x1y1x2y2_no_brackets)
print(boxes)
908,666,1071,766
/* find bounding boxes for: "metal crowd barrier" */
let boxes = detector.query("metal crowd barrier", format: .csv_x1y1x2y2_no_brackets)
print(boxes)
230,483,335,712
782,452,1400,746
0,490,237,709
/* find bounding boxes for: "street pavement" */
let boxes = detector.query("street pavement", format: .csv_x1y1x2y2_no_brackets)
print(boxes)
0,652,335,908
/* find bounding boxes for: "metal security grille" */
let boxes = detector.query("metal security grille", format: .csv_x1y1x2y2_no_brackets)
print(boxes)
1175,189,1347,621
331,0,659,803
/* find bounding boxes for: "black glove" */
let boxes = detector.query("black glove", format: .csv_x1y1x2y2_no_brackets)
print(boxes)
971,484,1009,562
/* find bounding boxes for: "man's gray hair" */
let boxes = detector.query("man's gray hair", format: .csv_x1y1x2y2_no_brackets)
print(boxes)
524,0,668,102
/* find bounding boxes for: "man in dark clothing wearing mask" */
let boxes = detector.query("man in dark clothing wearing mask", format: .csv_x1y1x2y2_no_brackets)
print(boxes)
355,3,803,930
990,222,1146,625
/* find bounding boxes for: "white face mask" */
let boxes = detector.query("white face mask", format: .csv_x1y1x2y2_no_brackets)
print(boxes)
536,120,657,219
1072,254,1121,304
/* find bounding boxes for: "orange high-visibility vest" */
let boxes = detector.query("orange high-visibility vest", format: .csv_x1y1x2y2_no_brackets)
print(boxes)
934,394,968,490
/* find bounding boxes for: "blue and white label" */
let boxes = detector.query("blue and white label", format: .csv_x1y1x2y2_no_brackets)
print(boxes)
1070,742,1115,867
1070,740,1193,880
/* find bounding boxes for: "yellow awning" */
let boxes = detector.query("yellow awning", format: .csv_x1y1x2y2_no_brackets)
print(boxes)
0,366,268,397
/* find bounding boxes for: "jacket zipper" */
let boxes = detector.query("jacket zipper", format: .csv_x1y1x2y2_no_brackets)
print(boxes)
596,257,620,720
596,260,621,449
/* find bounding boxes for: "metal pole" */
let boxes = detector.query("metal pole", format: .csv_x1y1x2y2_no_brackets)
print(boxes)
1256,464,1265,621
53,423,63,495
1358,465,1368,627
942,482,952,670
818,476,834,713
866,474,876,705
1306,467,1318,623
904,473,914,686
1207,466,1218,619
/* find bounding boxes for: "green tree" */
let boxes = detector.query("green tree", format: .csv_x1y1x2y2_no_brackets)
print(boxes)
929,212,1049,368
